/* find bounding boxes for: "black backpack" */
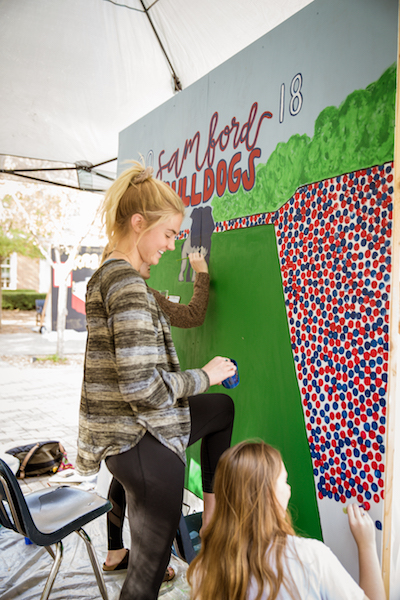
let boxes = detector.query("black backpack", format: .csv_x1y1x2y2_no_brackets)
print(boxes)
5,441,65,479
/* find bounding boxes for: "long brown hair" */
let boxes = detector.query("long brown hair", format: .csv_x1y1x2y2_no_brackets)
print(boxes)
187,441,299,600
100,159,185,263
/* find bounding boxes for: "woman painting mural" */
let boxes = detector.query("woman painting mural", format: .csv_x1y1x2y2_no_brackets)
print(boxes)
76,160,236,600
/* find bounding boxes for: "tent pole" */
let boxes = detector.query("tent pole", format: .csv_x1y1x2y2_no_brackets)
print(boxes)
139,0,182,91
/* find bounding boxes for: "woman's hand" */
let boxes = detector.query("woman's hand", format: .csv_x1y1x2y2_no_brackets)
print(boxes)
347,504,376,550
189,252,208,274
202,356,236,387
347,504,385,600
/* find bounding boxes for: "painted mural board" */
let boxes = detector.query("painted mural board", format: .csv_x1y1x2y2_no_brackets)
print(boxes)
118,0,398,592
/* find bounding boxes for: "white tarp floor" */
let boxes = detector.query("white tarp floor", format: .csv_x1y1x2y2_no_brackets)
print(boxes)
0,513,191,599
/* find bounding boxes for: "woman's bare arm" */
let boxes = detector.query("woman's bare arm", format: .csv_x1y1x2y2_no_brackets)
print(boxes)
347,504,385,600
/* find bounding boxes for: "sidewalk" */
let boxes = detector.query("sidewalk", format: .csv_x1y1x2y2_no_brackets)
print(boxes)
0,328,86,493
0,328,87,356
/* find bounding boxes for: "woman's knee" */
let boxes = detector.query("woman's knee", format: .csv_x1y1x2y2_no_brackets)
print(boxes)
216,393,235,424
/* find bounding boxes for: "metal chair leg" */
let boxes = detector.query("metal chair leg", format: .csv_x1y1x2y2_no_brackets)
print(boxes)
44,545,56,560
76,528,109,600
40,542,63,600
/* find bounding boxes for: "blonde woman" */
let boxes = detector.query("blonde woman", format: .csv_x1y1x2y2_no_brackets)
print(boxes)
187,441,385,600
76,161,236,600
103,252,211,582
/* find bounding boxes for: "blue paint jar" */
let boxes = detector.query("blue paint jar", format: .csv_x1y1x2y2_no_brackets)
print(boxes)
222,359,239,389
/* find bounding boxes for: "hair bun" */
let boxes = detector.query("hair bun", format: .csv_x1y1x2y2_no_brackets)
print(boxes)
134,166,154,184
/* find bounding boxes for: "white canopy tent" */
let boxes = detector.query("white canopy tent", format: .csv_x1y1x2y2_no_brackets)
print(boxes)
0,0,313,189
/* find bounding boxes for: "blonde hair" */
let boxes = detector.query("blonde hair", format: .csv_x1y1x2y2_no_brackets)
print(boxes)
187,441,300,600
100,159,185,263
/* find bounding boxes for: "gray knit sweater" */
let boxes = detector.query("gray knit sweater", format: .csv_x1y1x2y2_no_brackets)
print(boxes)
76,259,210,475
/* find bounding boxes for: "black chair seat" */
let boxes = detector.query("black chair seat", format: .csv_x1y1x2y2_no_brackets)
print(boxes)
24,485,111,541
0,458,112,600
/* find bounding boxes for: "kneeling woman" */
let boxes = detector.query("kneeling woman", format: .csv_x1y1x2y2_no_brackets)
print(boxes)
76,161,236,600
187,441,385,600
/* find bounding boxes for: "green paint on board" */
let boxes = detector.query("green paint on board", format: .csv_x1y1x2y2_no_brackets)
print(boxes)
147,225,322,541
188,458,203,500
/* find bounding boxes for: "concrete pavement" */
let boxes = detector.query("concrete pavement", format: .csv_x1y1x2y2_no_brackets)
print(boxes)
0,329,86,494
0,328,87,356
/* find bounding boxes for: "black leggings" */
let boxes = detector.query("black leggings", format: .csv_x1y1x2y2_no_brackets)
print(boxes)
105,392,234,600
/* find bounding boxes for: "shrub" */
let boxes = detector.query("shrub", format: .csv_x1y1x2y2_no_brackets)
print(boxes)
211,63,396,221
2,290,47,311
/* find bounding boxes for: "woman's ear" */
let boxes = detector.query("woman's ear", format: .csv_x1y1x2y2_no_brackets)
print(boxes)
130,214,145,233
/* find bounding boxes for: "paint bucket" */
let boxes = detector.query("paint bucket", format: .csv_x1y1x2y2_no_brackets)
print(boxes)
222,359,239,389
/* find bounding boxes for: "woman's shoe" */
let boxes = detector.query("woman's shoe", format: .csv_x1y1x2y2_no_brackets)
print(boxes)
103,550,175,582
103,549,129,572
163,566,175,582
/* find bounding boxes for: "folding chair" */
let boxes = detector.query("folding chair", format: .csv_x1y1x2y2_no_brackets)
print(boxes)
0,458,112,600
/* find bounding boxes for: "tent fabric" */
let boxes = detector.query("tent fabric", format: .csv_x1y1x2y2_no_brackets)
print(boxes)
0,0,313,173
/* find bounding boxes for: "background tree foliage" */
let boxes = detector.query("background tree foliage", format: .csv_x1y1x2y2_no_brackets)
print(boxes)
0,181,103,353
212,64,396,221
0,195,42,329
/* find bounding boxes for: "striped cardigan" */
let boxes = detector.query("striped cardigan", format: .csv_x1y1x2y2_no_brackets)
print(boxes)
76,259,209,475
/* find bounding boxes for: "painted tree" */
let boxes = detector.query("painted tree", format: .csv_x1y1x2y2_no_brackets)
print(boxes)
0,180,104,356
0,195,42,330
212,64,396,221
